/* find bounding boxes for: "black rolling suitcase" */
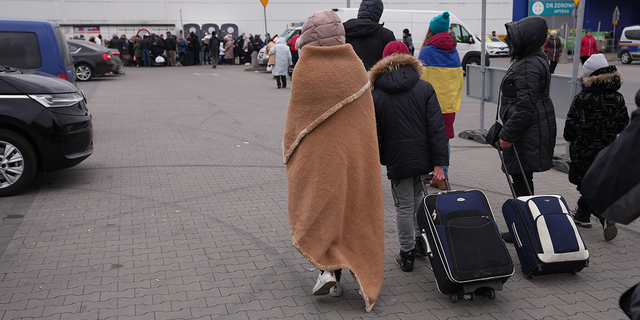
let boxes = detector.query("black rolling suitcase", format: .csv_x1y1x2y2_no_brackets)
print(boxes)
416,177,514,303
496,146,589,278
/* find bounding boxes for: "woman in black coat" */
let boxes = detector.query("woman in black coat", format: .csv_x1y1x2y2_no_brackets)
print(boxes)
498,16,556,197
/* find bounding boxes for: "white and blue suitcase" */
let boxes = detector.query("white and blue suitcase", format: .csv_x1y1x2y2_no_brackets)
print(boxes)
502,195,589,278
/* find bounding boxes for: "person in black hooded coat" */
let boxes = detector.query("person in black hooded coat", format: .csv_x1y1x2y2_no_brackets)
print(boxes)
370,41,448,271
563,54,628,239
343,0,395,70
498,16,556,197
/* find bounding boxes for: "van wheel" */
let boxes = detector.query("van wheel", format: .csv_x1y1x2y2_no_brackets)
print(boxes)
75,64,93,81
463,57,481,75
620,52,632,64
0,130,37,197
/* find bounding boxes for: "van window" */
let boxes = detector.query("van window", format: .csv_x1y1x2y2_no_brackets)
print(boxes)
54,27,73,66
451,24,472,44
624,29,640,40
0,32,42,69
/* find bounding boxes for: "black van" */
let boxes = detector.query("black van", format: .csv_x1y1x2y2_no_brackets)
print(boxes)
0,20,76,85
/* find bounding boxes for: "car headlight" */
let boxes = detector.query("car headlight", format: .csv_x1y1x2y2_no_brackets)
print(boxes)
29,92,84,108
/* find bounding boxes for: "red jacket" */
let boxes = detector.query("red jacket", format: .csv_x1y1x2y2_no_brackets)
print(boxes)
580,35,599,58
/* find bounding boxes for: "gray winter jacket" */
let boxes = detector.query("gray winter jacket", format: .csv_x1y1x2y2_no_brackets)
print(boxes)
499,16,556,175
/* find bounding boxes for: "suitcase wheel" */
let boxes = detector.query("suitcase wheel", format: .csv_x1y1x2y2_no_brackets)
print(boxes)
449,294,458,303
484,289,496,300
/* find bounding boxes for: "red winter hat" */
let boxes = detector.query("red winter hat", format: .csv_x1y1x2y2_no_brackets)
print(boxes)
382,41,410,58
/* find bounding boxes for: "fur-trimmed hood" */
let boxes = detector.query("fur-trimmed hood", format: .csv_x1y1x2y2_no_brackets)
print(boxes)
369,53,424,93
582,67,623,92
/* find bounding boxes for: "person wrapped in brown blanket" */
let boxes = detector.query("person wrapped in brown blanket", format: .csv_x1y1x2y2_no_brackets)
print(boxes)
282,9,384,313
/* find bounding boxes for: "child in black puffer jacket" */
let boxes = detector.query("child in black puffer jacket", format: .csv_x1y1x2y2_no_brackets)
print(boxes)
564,53,629,241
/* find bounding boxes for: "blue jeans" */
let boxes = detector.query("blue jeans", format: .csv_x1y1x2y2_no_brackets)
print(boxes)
142,50,150,67
443,141,450,176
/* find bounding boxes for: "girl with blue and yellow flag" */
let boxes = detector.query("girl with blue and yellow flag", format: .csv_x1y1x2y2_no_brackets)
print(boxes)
417,11,464,190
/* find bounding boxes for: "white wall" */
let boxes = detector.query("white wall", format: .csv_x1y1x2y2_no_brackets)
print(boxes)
1,0,513,40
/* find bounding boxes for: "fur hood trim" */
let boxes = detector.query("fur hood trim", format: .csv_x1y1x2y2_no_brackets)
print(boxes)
368,53,424,88
581,69,623,87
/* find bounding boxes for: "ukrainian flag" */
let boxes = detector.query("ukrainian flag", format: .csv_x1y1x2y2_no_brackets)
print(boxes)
418,46,463,114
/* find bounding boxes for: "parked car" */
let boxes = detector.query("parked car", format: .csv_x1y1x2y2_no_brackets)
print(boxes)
619,25,640,64
475,34,509,57
0,19,75,85
257,25,302,67
0,65,93,196
67,39,116,81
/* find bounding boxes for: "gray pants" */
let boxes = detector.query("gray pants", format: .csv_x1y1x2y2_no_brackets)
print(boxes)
391,175,427,252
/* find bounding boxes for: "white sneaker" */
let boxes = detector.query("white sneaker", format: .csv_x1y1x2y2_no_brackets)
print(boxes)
312,271,336,295
329,281,342,297
244,62,250,65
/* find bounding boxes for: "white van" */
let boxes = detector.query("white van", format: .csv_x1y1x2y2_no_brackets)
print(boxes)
618,25,640,64
332,8,489,72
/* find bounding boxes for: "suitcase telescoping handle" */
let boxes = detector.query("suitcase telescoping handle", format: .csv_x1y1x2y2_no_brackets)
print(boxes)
495,143,533,199
420,173,451,195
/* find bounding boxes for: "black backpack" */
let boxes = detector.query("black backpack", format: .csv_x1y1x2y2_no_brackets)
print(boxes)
247,41,254,51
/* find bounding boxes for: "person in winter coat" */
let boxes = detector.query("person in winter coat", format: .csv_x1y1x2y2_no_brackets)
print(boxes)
270,37,292,88
343,0,395,70
545,30,562,74
108,34,123,56
370,41,448,272
265,38,276,69
242,35,251,65
283,9,384,312
218,38,226,65
224,35,235,64
208,32,220,68
141,35,152,67
190,32,201,65
580,29,599,64
417,11,463,190
497,16,556,243
164,32,176,66
402,28,414,56
177,34,187,66
288,32,300,76
564,53,628,240
498,16,556,198
133,36,143,67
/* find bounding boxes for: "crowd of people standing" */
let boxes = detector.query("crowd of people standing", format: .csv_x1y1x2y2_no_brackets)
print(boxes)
84,31,272,68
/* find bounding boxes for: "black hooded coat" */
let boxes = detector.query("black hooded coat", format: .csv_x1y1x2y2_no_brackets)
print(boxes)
343,0,395,70
369,54,448,180
563,66,628,185
499,16,556,175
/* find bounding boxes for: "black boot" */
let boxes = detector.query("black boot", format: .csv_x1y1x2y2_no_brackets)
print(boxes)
396,249,415,272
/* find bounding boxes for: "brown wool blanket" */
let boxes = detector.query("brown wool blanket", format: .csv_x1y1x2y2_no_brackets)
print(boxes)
283,44,384,312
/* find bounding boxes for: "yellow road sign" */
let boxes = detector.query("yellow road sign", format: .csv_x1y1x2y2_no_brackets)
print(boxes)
261,0,269,7
573,0,579,5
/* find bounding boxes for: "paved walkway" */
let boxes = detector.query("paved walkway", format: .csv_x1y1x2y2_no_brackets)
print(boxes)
1,62,639,320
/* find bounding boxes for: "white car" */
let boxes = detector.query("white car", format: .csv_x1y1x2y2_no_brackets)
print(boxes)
476,34,509,57
618,25,640,64
257,25,302,67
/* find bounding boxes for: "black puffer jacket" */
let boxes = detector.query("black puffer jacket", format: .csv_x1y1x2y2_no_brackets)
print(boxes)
343,0,395,71
369,53,449,180
499,16,556,175
563,66,628,185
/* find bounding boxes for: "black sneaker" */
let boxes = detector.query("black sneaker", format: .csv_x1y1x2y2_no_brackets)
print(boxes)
573,204,593,228
396,249,415,272
415,237,427,258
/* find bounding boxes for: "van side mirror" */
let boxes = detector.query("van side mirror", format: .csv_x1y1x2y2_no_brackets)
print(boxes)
469,37,475,44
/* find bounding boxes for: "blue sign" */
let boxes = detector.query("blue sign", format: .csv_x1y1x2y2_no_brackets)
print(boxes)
529,1,574,16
